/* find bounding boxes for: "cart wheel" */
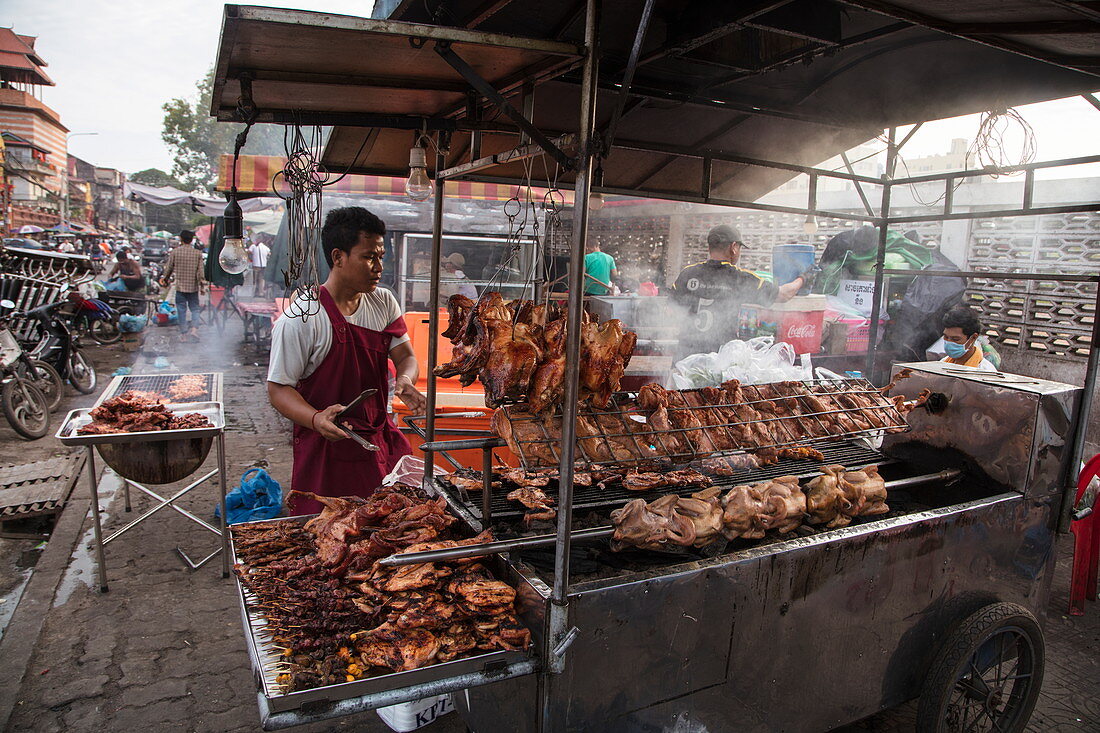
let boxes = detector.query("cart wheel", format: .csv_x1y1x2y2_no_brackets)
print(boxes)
916,602,1044,733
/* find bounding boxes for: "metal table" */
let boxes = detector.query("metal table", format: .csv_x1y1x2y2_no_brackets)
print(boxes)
56,398,229,592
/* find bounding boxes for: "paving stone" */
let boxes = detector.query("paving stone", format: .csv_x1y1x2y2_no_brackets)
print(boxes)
118,678,189,709
60,700,105,729
108,699,191,732
38,673,109,709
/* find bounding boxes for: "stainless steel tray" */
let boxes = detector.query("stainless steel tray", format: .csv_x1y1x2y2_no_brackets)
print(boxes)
55,401,225,446
230,516,533,715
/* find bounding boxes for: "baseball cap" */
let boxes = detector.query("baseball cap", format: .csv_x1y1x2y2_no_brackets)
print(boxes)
443,252,465,267
707,224,748,248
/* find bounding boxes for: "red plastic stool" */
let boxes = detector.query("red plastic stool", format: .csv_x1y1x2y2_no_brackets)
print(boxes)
1070,454,1100,616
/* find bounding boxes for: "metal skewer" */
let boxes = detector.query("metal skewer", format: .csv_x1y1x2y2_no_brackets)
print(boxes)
379,469,962,567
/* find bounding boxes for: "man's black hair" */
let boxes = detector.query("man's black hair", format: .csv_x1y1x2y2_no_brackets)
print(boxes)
942,305,981,337
179,230,195,244
321,207,386,267
115,251,127,262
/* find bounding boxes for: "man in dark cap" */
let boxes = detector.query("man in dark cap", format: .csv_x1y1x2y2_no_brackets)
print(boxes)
671,224,805,356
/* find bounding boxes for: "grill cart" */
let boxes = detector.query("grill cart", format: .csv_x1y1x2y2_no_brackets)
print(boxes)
208,3,1100,731
56,373,230,590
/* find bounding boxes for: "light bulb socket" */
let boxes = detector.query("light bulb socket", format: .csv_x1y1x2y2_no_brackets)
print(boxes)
223,194,243,239
409,145,428,169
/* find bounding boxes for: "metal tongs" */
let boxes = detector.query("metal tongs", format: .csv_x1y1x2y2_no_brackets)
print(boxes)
336,389,379,452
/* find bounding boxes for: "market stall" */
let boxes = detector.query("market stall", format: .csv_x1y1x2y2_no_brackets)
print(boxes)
208,3,1100,731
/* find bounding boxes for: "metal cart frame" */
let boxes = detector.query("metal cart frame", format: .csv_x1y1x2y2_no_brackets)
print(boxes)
208,3,1100,730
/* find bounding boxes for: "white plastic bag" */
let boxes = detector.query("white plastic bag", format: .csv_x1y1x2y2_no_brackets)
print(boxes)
381,454,450,490
671,336,810,388
377,694,454,732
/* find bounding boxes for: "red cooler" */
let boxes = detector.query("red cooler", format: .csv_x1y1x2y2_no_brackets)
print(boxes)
769,295,825,355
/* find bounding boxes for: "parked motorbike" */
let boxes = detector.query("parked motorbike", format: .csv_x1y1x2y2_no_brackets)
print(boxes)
0,299,54,439
25,300,97,395
65,294,122,345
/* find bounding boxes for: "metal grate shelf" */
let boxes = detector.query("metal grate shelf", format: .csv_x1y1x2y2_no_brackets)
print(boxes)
97,372,222,405
441,440,887,522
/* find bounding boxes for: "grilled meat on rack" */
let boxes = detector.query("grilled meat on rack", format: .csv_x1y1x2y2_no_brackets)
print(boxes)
506,486,557,523
612,465,890,552
168,374,207,401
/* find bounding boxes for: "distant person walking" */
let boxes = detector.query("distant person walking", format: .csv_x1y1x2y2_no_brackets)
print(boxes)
161,230,206,342
249,240,271,298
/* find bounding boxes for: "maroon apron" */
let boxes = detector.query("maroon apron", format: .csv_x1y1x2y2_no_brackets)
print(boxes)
288,286,412,516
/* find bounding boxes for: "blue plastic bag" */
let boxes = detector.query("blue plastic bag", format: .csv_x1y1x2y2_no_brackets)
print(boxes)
215,468,284,524
118,313,147,333
157,300,178,325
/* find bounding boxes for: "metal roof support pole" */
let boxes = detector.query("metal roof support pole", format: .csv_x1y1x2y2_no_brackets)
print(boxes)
603,0,654,152
434,44,574,170
1061,279,1100,532
840,151,876,218
541,1,598,730
864,126,896,383
422,148,448,487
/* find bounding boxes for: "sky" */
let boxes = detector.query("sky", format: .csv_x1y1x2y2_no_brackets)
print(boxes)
5,0,377,174
4,1,1099,180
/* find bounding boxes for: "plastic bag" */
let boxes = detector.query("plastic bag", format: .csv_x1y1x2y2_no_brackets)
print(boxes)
156,300,178,326
215,468,284,524
118,313,147,333
382,454,450,493
670,336,810,389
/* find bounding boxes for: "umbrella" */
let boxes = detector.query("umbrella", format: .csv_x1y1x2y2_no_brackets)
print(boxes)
151,230,174,239
17,225,44,234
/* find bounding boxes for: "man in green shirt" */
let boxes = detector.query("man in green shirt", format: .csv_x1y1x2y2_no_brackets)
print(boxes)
583,241,617,295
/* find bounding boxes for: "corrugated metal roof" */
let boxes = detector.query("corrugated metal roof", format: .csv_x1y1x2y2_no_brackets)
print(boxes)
211,2,1100,201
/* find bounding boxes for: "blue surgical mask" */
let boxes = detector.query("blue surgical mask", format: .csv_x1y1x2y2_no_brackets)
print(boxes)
943,340,968,358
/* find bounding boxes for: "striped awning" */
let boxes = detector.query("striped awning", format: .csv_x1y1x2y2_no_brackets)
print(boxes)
217,154,574,204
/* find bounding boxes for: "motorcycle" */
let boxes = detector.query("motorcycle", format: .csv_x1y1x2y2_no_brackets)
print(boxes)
0,299,56,439
65,293,122,345
25,299,97,395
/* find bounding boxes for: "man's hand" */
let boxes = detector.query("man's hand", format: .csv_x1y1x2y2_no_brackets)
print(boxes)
312,404,349,442
394,375,426,415
776,277,804,303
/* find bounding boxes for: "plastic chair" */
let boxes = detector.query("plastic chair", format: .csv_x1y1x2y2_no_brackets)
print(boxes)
1070,454,1100,616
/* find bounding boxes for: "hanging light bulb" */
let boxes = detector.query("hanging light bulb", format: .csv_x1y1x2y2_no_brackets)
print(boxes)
588,192,605,211
588,164,606,211
802,214,819,235
405,144,433,202
218,193,250,275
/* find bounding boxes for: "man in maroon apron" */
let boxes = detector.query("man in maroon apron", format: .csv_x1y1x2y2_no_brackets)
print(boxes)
267,207,426,515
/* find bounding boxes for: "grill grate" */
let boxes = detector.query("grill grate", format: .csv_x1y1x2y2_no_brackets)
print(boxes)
496,379,909,472
99,372,221,404
441,440,887,522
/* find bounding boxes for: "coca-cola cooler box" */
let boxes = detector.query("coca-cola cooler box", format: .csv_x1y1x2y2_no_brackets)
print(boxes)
764,295,826,355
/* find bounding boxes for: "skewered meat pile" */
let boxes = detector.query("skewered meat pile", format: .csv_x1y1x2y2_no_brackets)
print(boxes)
493,379,907,468
77,391,212,434
233,485,530,694
436,294,636,410
611,465,889,551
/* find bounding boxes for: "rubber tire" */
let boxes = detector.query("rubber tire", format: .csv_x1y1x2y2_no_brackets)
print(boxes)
25,359,63,411
916,602,1044,733
68,349,97,394
90,317,122,344
2,379,49,439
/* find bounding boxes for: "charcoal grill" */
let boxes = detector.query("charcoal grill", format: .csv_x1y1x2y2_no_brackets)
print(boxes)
55,376,230,592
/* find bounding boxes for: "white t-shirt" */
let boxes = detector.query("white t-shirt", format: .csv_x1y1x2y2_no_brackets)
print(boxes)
267,287,411,386
249,242,270,268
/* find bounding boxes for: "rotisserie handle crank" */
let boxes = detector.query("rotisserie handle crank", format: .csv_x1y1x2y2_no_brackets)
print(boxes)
553,626,580,658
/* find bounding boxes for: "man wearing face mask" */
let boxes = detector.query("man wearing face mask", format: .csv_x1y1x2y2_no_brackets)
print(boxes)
938,306,996,371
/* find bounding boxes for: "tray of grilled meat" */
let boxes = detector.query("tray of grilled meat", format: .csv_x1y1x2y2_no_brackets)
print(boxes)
491,379,915,473
230,485,535,714
56,395,224,446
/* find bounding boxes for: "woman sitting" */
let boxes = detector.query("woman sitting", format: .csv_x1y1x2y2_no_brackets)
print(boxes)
105,251,145,292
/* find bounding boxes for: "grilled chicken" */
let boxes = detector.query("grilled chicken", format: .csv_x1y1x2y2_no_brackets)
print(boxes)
358,624,441,672
507,486,557,523
580,319,637,408
756,476,807,535
677,488,725,547
804,465,850,528
838,465,889,516
527,317,566,414
721,485,767,540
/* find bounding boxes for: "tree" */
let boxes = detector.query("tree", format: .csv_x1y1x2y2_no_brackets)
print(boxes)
161,67,285,194
128,168,191,232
